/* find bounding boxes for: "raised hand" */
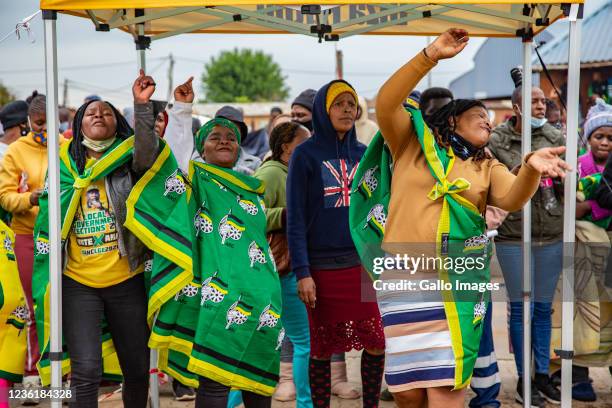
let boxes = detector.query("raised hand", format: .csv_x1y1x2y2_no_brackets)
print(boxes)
132,68,156,104
174,77,194,103
425,28,469,62
527,146,572,178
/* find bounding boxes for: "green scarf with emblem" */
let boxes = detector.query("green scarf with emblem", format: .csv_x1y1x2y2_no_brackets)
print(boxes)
350,106,491,389
140,160,281,396
33,137,191,385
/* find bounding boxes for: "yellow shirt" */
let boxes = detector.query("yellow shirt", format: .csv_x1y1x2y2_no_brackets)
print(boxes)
0,133,65,234
64,160,136,287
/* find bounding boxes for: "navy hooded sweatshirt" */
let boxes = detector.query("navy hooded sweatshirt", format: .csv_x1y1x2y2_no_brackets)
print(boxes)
287,80,367,280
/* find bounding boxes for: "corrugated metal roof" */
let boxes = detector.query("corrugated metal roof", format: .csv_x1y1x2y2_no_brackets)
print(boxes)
534,0,612,67
450,33,550,99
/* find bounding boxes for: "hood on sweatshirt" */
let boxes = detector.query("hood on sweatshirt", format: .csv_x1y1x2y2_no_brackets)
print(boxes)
311,79,363,161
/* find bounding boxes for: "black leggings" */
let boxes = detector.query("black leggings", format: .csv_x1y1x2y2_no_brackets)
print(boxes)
196,377,271,408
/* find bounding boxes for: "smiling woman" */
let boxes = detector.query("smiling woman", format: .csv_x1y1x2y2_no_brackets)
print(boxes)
195,120,241,169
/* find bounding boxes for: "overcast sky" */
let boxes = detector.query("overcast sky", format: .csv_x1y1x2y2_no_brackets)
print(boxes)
0,1,607,109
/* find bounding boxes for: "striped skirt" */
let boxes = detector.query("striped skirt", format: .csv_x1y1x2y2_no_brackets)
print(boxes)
377,276,456,392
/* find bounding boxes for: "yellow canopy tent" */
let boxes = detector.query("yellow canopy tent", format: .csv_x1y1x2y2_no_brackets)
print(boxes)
37,2,584,407
40,2,572,38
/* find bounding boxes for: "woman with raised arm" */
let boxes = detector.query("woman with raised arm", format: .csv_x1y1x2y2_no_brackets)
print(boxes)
32,71,162,407
135,77,282,408
351,28,570,408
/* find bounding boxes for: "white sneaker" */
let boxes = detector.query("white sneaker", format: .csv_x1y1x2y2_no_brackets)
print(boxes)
22,376,40,406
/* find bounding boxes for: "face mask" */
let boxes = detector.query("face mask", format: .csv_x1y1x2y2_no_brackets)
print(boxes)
531,117,547,129
298,119,313,132
514,106,547,129
32,131,48,146
59,122,69,133
449,133,480,161
81,133,117,153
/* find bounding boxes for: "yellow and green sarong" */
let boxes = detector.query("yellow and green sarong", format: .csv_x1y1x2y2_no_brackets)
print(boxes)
350,106,491,389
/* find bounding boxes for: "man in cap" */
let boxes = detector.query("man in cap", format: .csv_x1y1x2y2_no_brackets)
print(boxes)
291,89,316,133
0,100,29,161
215,106,262,175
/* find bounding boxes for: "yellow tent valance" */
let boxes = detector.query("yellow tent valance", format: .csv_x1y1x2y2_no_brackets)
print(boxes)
39,2,583,39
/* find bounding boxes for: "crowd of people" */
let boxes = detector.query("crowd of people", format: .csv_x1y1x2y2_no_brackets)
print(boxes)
0,28,610,408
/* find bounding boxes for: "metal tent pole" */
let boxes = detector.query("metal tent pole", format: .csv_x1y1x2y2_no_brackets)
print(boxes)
521,37,533,408
42,10,62,408
135,9,147,72
132,10,159,407
560,4,583,408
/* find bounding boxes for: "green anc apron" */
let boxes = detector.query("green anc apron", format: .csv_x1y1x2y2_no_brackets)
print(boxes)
141,161,282,396
350,106,492,389
33,137,190,385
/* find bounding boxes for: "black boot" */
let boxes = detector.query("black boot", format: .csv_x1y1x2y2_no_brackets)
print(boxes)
515,377,545,408
534,373,561,405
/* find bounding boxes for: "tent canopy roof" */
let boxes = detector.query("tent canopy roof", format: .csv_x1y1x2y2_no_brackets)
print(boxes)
40,2,582,41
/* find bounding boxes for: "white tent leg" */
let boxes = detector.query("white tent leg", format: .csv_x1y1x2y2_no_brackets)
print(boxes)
43,10,62,408
560,4,582,408
137,22,147,72
520,38,533,408
135,19,159,407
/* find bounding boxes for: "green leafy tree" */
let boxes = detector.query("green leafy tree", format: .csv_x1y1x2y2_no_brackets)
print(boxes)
201,49,289,102
0,82,16,106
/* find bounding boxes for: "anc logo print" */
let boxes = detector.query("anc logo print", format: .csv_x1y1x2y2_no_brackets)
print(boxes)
356,165,379,199
225,295,253,329
2,231,15,261
473,300,487,324
194,202,214,236
364,204,386,238
219,211,245,245
248,241,267,267
257,304,281,331
463,234,489,252
200,272,228,305
7,304,29,331
164,169,187,196
35,233,50,256
174,281,201,301
237,195,258,216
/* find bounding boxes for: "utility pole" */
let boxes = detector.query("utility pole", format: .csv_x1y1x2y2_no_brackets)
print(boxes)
62,78,68,107
335,43,343,79
167,53,175,101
